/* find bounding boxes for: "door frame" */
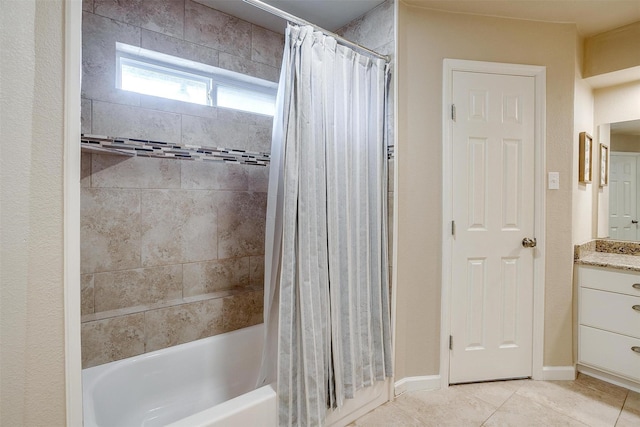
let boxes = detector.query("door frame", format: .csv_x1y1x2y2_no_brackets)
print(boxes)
64,0,83,425
440,59,546,388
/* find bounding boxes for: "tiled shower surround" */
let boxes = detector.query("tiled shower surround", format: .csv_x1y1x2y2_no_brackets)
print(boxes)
80,0,395,369
80,0,283,368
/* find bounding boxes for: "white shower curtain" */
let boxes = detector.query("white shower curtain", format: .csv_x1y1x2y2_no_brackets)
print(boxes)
258,24,392,427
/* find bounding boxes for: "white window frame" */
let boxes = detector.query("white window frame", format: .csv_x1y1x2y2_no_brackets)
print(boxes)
115,43,278,116
117,54,214,105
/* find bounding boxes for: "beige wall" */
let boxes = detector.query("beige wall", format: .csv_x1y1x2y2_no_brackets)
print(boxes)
594,80,640,126
573,36,596,245
611,134,640,152
584,22,640,78
396,4,577,379
0,0,67,424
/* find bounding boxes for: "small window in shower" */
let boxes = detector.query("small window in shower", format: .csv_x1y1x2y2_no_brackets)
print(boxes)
119,57,212,105
217,84,276,116
116,43,277,116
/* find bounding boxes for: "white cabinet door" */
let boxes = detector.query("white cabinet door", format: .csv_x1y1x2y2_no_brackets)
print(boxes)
580,288,640,339
579,326,640,382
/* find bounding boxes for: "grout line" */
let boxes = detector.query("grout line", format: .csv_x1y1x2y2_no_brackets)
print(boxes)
513,383,603,427
614,391,630,426
479,388,516,426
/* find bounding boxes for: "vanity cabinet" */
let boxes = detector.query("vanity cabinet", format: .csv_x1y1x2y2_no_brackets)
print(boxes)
577,265,640,384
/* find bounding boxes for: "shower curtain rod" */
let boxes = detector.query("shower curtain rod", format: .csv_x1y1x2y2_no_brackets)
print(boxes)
242,0,390,62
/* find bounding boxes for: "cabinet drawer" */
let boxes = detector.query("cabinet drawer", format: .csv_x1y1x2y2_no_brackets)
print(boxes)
579,325,640,382
580,288,640,338
579,266,640,296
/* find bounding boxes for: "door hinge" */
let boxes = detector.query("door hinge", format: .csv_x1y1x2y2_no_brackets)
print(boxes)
449,335,453,350
451,220,455,236
451,104,456,121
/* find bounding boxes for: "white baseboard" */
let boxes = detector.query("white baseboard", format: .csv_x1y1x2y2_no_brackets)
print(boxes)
540,366,576,381
394,375,441,396
577,365,640,393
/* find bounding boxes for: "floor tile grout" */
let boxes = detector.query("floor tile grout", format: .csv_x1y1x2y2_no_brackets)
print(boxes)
478,388,516,427
613,391,630,427
352,374,637,427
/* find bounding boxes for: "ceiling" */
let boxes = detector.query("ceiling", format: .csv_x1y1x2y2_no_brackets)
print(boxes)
195,0,386,33
198,1,640,38
404,0,640,37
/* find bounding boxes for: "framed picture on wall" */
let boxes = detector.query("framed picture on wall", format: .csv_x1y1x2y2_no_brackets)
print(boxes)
579,132,593,184
600,143,609,187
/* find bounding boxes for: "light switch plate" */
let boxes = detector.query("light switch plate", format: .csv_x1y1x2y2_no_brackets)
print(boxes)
548,172,560,190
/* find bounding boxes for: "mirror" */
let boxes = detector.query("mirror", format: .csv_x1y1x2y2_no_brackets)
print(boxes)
608,118,640,241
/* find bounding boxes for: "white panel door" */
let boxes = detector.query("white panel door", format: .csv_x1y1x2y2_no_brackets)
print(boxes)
450,71,535,384
609,154,638,241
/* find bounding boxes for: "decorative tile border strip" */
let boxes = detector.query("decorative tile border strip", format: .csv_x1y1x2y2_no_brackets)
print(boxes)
81,134,270,166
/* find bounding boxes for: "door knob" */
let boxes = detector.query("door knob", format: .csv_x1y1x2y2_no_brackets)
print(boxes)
633,220,638,224
522,237,537,248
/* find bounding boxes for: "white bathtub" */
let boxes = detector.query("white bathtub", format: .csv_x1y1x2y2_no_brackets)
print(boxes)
82,324,276,427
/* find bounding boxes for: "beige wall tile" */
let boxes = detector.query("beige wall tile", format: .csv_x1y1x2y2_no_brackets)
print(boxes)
92,154,181,189
144,298,225,352
81,188,141,274
376,40,395,58
81,98,92,134
248,165,269,193
81,0,278,366
246,122,273,153
183,257,250,297
92,101,181,143
217,108,271,127
181,161,248,191
83,0,93,12
81,153,92,188
336,0,394,52
251,25,284,68
141,29,218,67
140,190,217,266
181,114,249,150
94,264,183,312
94,0,184,39
81,274,95,316
222,289,263,332
218,52,279,83
82,11,141,106
184,0,251,59
249,256,265,287
81,313,145,368
139,95,218,119
216,191,267,258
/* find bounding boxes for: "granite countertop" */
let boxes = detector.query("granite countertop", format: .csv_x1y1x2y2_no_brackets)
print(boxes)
574,239,640,272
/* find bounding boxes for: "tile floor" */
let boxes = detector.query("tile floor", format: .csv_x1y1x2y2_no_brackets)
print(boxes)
350,374,640,426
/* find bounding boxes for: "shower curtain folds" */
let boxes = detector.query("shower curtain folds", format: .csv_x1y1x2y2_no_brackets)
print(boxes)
259,24,392,427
